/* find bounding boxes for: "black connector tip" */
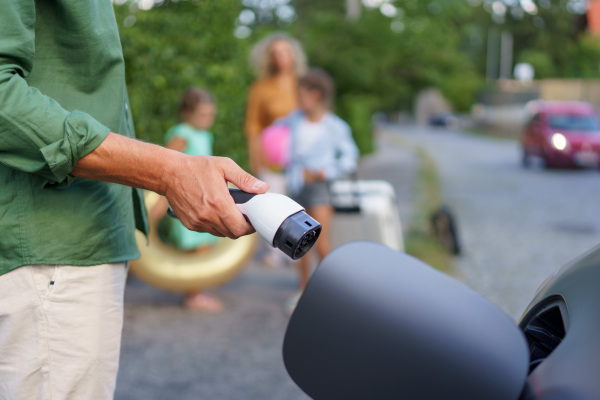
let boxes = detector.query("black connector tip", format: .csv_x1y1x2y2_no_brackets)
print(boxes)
273,211,322,260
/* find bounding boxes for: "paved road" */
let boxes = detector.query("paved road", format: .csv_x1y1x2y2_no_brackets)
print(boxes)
391,124,600,321
115,135,416,400
116,264,307,400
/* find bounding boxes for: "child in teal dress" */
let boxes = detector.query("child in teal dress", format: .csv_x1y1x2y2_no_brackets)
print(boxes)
164,89,220,251
151,87,222,312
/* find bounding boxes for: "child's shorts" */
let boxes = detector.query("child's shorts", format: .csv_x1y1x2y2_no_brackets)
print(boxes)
291,181,332,209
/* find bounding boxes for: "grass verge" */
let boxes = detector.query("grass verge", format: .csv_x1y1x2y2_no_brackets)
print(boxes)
402,146,454,272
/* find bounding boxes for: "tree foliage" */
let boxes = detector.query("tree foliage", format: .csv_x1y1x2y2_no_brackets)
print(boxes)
115,0,253,167
288,1,483,152
114,0,600,162
454,0,600,80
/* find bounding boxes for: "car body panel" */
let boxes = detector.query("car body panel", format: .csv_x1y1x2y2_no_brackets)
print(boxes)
283,241,600,400
519,244,600,400
284,242,529,400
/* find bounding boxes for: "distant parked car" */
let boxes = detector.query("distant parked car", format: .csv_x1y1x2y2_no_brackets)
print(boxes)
428,112,459,130
521,101,600,169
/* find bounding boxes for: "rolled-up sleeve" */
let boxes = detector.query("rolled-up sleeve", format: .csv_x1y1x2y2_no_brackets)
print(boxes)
0,0,110,185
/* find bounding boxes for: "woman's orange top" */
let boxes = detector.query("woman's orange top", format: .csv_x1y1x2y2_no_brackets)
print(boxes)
245,75,298,138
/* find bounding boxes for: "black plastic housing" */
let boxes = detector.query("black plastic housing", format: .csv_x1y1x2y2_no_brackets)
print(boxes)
273,211,322,260
283,242,529,400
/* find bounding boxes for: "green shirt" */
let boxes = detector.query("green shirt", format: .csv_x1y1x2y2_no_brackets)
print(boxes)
0,0,148,276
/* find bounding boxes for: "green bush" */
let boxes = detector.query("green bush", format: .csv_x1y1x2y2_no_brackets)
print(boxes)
294,5,483,123
114,1,253,168
337,94,378,155
114,1,497,164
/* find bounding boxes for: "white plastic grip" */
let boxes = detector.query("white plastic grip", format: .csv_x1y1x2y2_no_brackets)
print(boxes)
234,193,305,246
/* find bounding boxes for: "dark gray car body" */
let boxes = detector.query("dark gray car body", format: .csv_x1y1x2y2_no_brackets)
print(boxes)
283,241,600,400
519,245,600,400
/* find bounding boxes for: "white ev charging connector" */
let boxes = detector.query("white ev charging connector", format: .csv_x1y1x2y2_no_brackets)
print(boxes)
168,189,321,260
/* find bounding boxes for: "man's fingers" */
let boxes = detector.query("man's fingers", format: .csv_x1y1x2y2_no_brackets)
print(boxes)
221,158,269,194
165,156,264,239
188,193,253,239
218,193,256,239
217,158,265,237
173,208,226,238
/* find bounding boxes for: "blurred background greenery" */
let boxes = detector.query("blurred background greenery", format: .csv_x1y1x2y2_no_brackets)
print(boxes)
115,0,253,166
114,0,600,167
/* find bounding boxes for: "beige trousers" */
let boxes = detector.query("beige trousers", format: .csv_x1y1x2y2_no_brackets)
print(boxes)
0,263,127,400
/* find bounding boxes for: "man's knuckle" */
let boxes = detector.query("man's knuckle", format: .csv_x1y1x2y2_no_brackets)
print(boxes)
206,197,222,211
223,157,236,169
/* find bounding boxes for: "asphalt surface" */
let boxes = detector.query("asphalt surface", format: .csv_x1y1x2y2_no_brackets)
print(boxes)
392,124,600,320
115,132,417,400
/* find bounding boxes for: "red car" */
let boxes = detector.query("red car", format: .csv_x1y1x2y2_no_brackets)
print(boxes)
521,101,600,168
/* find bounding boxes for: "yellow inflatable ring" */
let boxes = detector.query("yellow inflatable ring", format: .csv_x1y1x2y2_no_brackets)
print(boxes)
130,191,256,292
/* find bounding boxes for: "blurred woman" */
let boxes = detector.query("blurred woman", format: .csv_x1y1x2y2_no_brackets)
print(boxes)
245,33,307,267
245,33,308,191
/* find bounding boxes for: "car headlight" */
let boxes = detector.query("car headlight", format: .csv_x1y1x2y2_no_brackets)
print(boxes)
551,133,568,151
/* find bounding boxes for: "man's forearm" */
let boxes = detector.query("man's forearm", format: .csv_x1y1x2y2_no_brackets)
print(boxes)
70,132,269,238
70,132,178,195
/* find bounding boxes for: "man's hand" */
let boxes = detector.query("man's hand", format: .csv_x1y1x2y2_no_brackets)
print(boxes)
163,155,268,238
71,133,269,239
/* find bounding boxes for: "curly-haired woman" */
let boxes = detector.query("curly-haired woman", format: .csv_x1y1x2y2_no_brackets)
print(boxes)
245,33,308,268
245,33,307,189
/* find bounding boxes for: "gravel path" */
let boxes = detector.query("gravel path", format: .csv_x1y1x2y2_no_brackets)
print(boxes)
390,124,600,320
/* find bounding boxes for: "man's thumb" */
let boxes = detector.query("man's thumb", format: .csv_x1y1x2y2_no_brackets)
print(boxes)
225,162,269,194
